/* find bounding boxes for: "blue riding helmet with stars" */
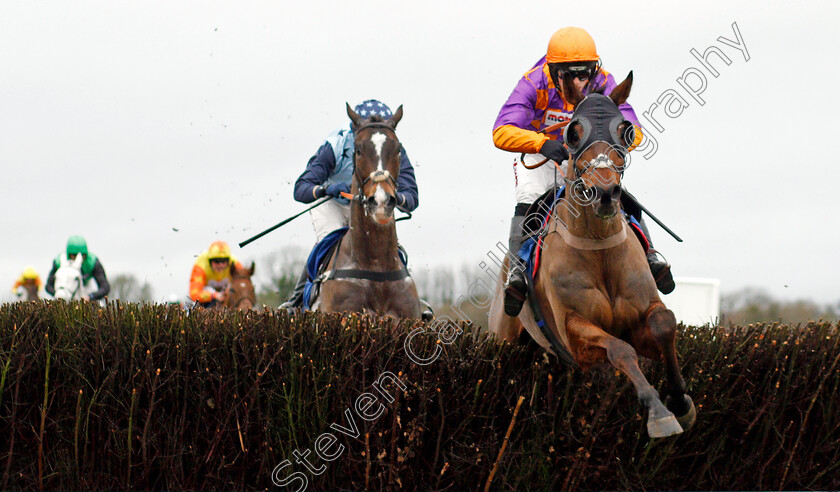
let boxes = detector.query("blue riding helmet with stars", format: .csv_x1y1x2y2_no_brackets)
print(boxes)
353,99,392,120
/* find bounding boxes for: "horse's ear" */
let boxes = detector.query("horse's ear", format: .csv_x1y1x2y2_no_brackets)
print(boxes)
560,72,585,108
388,105,403,129
609,71,633,106
72,254,83,269
347,103,365,129
249,261,255,276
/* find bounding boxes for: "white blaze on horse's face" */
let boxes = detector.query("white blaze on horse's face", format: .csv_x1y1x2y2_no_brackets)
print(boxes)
374,183,388,208
371,132,387,171
363,169,395,224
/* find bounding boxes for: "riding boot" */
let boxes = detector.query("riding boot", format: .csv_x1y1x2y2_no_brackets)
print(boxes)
638,217,676,295
279,266,308,313
503,207,529,317
397,243,409,267
419,299,434,321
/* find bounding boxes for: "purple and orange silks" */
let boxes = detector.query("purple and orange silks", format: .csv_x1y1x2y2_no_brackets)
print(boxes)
493,56,643,154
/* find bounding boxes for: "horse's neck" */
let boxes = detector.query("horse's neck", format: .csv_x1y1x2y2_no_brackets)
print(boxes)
347,204,400,270
555,198,624,240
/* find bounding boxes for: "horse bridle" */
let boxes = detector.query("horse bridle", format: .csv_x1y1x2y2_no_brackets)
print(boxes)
351,122,400,205
562,96,635,204
225,279,256,309
57,275,82,300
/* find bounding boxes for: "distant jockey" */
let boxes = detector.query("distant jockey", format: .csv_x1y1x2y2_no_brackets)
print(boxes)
493,26,675,317
279,99,420,311
165,293,184,309
12,266,42,297
189,240,245,308
45,235,110,301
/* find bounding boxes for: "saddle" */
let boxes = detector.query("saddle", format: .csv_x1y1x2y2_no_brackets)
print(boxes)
302,228,410,310
302,228,347,310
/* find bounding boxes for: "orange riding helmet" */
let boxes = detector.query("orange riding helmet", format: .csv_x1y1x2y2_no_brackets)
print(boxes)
546,27,599,64
546,27,601,90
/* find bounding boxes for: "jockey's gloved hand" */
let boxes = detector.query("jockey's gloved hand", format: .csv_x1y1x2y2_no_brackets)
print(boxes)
325,183,351,198
540,139,569,163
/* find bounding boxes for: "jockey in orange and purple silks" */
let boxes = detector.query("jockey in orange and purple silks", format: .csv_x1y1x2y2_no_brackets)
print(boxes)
493,27,674,318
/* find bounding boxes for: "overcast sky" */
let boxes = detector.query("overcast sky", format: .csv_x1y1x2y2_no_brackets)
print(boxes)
2,0,838,305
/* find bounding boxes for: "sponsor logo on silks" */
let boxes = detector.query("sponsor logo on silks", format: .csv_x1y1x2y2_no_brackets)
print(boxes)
544,109,572,127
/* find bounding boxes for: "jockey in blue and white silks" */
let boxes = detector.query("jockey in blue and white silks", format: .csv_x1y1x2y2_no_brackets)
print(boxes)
280,99,421,311
293,99,419,241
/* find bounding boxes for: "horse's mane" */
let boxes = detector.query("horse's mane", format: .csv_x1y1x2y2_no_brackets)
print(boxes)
367,114,386,123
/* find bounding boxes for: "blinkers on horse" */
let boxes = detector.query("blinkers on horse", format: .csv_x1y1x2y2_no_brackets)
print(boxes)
563,92,636,218
489,72,696,438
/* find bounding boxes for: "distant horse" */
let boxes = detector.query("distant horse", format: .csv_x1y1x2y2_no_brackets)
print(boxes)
17,282,40,301
223,261,256,311
52,254,91,301
313,104,422,318
489,72,696,438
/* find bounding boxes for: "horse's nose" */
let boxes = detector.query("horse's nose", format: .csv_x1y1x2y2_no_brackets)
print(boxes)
387,194,397,208
600,185,621,205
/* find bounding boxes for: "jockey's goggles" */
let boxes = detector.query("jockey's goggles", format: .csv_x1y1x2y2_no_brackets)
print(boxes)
556,61,598,80
209,257,230,264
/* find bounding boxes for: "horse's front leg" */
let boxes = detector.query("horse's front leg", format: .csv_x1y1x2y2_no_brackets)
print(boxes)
565,312,683,438
634,303,696,431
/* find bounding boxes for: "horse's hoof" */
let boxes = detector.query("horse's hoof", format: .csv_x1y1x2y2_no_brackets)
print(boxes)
647,414,683,438
665,394,697,431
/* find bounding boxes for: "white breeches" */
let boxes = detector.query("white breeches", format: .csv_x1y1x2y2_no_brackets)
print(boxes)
310,199,351,242
513,154,568,205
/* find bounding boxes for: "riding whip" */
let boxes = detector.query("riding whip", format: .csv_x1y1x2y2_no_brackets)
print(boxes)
621,188,683,242
239,197,332,248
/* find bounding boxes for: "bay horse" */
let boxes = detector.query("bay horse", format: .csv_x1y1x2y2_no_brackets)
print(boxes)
18,282,40,301
223,261,256,311
313,104,422,319
489,72,696,438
